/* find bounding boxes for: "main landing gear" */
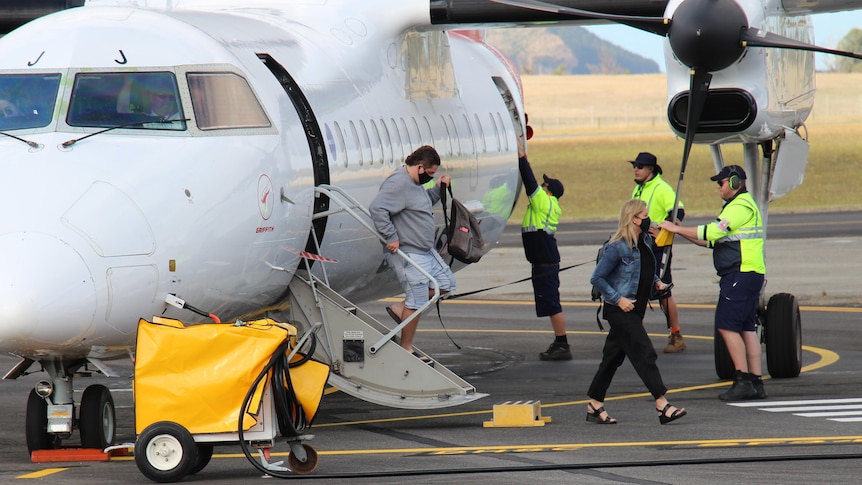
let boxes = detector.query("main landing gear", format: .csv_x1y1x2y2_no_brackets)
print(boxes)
714,292,803,379
24,361,116,454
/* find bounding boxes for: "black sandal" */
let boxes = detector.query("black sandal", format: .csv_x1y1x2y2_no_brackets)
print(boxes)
412,351,433,365
586,403,617,424
657,403,687,424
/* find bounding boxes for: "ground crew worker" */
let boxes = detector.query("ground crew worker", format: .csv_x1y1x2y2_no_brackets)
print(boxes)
517,139,570,361
659,165,767,400
629,152,686,353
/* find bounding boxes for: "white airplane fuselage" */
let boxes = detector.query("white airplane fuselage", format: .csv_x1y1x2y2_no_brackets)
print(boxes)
0,2,523,363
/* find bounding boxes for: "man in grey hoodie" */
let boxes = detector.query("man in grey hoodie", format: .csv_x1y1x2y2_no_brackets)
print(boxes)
370,145,455,361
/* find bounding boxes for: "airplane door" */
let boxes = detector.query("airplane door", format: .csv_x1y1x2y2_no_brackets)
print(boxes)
492,76,525,148
257,54,330,257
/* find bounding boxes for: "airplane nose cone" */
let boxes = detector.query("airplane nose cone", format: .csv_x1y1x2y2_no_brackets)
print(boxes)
0,233,96,348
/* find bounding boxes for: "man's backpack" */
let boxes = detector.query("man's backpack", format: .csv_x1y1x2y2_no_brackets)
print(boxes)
440,185,484,264
590,238,611,331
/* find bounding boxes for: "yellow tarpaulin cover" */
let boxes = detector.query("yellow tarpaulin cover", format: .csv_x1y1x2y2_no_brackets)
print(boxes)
134,317,327,435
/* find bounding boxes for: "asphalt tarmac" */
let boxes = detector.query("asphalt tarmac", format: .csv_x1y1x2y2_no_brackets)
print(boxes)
2,218,862,484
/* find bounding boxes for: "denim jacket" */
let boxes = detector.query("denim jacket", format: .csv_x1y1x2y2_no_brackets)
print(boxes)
590,235,659,305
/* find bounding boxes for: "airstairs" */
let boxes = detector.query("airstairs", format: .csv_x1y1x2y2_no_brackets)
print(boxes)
283,185,486,409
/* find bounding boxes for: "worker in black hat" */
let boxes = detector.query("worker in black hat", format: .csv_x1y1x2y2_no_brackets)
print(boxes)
659,164,767,400
517,138,570,361
629,152,687,353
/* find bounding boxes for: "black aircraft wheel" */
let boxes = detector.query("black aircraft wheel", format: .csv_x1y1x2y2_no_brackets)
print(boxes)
135,421,198,483
79,384,116,449
26,389,60,453
287,444,319,475
765,292,802,378
713,327,734,379
188,443,213,475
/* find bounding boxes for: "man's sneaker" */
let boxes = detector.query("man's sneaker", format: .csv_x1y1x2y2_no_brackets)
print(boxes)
539,342,572,361
719,371,758,401
752,380,768,399
663,332,687,353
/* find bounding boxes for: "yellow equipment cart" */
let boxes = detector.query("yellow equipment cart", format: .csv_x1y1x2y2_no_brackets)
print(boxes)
133,317,329,482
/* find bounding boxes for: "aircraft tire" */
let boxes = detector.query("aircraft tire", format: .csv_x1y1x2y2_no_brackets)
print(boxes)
79,384,116,449
135,421,198,483
188,443,213,475
26,388,59,453
765,292,802,378
287,444,319,474
714,327,735,379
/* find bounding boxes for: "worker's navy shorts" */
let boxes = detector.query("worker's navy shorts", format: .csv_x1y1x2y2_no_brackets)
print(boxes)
531,264,562,317
714,271,765,333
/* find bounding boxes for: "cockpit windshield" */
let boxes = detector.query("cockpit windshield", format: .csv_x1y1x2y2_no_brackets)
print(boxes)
0,73,60,131
67,72,186,130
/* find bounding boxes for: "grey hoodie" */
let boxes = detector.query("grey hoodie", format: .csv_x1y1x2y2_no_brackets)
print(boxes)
369,166,442,254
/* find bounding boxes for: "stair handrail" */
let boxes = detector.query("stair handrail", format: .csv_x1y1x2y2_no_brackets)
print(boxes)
312,184,440,354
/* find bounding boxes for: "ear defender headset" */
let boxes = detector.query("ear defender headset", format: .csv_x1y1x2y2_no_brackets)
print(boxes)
727,166,743,191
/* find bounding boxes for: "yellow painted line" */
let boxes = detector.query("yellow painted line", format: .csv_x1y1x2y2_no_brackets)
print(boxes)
418,298,862,313
203,435,862,460
317,334,838,427
16,468,68,478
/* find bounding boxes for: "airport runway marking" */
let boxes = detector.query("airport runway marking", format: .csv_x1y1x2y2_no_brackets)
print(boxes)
113,435,862,461
16,468,68,478
435,298,862,314
730,398,862,422
311,341,837,428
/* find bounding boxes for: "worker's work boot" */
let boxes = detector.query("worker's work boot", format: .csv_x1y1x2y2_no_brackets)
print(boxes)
752,378,768,399
719,370,758,401
663,332,686,353
539,341,572,361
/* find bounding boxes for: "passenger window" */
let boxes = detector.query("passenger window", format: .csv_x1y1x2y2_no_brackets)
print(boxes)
187,72,270,130
0,73,60,130
68,72,185,130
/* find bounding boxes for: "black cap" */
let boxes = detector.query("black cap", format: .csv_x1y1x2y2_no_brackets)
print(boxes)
542,174,564,199
629,152,662,175
710,165,747,182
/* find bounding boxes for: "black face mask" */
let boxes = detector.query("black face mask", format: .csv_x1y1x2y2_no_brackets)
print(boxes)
638,216,652,234
417,170,434,185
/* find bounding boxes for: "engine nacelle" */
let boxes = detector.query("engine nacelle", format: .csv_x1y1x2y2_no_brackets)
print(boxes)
663,0,816,143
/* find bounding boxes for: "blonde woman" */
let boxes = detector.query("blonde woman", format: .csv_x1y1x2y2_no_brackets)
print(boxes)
586,199,687,425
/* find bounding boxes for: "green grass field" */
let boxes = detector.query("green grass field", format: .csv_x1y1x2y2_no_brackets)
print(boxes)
513,73,862,221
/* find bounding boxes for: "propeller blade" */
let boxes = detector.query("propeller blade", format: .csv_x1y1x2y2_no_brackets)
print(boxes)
488,0,671,36
741,27,862,61
661,68,711,278
678,68,712,180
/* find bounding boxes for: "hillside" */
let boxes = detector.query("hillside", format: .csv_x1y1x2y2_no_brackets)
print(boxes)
485,26,659,75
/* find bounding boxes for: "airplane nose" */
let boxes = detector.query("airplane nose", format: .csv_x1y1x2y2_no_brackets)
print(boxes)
0,233,96,348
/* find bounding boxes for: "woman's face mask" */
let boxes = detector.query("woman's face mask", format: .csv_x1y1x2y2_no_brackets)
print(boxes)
638,215,652,234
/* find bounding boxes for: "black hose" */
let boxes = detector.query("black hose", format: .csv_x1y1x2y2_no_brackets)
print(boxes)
237,331,318,479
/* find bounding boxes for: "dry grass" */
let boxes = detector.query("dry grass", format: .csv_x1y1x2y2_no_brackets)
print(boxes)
514,73,862,221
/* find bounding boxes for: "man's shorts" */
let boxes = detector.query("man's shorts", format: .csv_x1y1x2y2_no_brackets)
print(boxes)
715,271,765,333
531,263,562,317
388,250,456,310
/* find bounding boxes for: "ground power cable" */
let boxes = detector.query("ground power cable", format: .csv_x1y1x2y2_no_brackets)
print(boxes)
260,451,862,479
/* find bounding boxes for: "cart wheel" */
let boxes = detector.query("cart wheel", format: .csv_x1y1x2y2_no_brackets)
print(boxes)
135,421,198,483
765,293,802,378
287,444,318,475
188,444,213,475
713,327,734,380
80,384,116,449
26,389,61,453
